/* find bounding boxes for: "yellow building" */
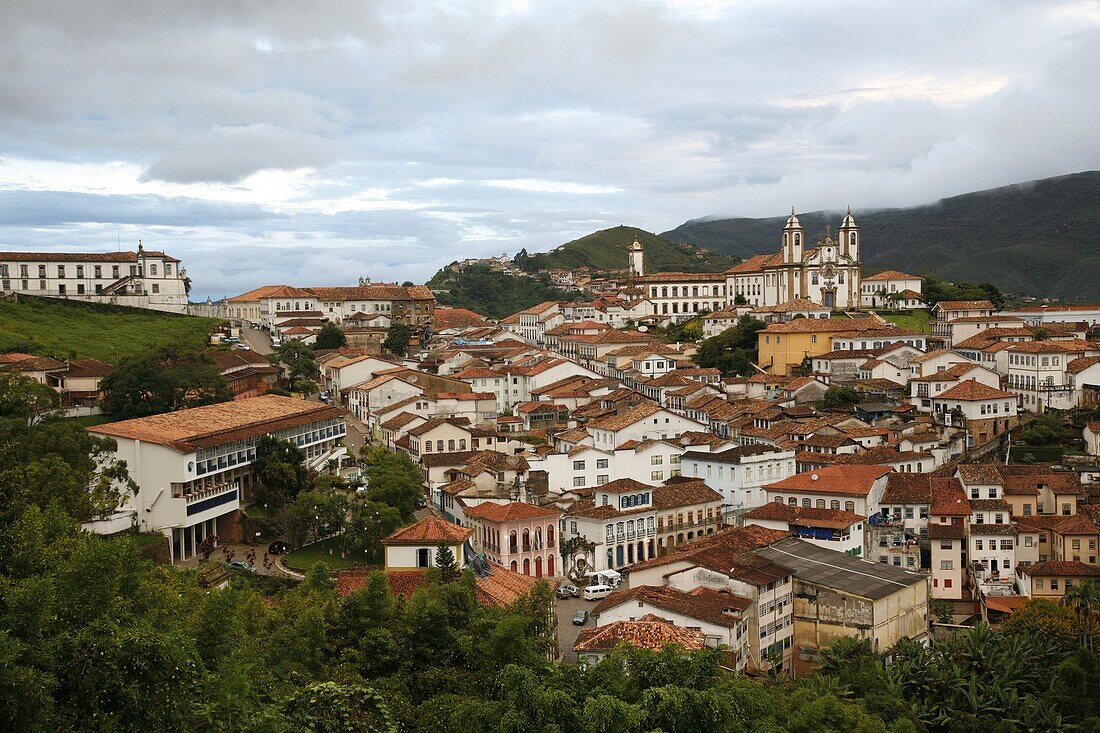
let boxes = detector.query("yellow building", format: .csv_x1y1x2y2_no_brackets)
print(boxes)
757,316,880,375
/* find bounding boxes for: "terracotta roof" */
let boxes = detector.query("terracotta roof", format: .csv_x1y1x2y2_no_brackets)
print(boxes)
1021,561,1100,578
726,254,772,274
380,411,423,431
933,300,994,311
763,465,892,496
62,357,115,378
743,502,865,529
1066,355,1100,374
0,249,179,263
935,379,1016,401
89,395,342,453
464,501,561,522
305,284,434,301
573,618,707,654
927,523,966,539
624,525,791,577
432,307,491,330
229,284,315,302
336,563,548,608
0,354,67,372
762,317,880,334
930,477,970,515
1006,339,1096,354
863,270,919,282
593,585,750,628
984,596,1030,614
587,401,665,431
382,517,473,545
882,473,935,505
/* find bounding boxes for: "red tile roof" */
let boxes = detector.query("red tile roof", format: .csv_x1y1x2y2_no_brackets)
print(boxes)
464,501,561,522
573,618,707,653
742,502,865,529
764,465,893,496
382,517,473,545
1021,561,1100,578
935,379,1016,401
593,585,750,627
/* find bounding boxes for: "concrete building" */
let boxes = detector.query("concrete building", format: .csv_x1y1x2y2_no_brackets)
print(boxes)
756,537,929,657
465,500,562,578
87,395,346,560
681,444,798,521
381,516,473,570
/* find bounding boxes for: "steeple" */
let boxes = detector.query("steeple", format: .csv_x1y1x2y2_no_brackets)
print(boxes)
628,237,644,278
838,205,859,260
782,207,804,263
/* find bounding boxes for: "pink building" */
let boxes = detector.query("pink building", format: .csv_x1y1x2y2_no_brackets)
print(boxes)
465,501,563,578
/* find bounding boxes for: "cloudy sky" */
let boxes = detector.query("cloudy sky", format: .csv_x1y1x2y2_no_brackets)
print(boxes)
2,0,1099,299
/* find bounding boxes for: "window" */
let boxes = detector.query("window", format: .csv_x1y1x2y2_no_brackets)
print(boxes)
975,540,983,550
573,477,585,487
596,459,608,469
941,560,953,569
651,471,663,481
57,266,65,278
416,548,431,568
573,460,585,471
597,474,608,484
1050,579,1059,590
651,455,663,465
944,579,952,588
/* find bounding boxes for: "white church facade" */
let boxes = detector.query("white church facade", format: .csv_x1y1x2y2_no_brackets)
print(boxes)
725,209,863,310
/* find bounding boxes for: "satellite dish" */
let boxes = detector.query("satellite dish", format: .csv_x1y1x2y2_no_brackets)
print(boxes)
810,474,819,481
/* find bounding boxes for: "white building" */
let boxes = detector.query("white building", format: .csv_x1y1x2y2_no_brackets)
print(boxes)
680,445,797,521
87,395,347,561
585,401,707,450
0,245,190,313
860,270,923,309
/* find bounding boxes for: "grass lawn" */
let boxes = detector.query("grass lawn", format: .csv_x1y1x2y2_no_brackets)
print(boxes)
0,295,221,362
879,310,934,334
64,414,114,428
284,536,367,572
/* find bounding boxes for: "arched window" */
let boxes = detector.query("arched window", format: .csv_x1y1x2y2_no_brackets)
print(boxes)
522,528,530,549
850,232,856,246
447,439,455,451
436,440,444,452
831,500,840,510
794,233,800,246
788,497,797,506
547,524,555,546
509,531,518,552
534,527,542,549
423,441,432,452
845,501,855,513
459,439,466,450
816,499,825,509
510,560,517,572
801,498,811,508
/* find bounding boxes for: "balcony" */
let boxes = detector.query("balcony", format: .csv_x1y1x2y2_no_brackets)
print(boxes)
185,481,239,504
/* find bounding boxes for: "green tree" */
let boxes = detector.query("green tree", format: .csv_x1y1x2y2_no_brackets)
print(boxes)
269,340,320,387
822,385,859,409
693,315,765,377
342,498,403,563
1023,411,1066,445
383,323,412,358
362,448,425,517
101,346,231,419
280,681,398,733
435,542,459,582
314,322,347,350
0,373,60,425
252,435,311,510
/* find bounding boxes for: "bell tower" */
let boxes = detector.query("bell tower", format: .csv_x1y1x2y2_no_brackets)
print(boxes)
783,208,803,264
839,206,859,261
628,238,644,278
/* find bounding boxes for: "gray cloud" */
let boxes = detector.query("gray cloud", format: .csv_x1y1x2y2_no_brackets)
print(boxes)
0,0,1098,298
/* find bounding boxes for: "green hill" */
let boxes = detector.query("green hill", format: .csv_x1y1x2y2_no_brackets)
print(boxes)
661,171,1100,300
0,295,221,362
427,266,585,321
516,225,740,274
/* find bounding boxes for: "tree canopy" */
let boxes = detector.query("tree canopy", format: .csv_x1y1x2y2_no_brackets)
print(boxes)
383,323,412,358
692,315,764,377
101,346,231,419
314,322,347,350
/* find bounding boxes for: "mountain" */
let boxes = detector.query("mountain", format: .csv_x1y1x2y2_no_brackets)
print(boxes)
516,225,740,274
661,172,1100,300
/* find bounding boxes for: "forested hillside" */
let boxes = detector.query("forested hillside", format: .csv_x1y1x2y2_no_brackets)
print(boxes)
516,225,739,274
427,265,584,320
662,171,1100,299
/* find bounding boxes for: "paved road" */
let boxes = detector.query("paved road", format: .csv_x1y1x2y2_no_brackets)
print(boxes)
241,325,273,355
555,594,597,662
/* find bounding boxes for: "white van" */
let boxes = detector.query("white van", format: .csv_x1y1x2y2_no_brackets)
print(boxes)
582,584,613,601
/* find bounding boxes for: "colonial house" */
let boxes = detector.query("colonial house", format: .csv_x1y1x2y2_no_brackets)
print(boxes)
762,464,894,518
742,502,865,556
860,270,923,309
929,379,1019,447
573,617,707,665
465,500,562,578
680,445,798,521
1017,561,1100,599
585,401,707,450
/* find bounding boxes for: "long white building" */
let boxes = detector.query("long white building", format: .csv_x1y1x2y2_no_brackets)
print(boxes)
88,395,346,561
0,244,190,313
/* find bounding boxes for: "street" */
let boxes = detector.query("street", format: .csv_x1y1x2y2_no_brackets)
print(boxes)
240,325,273,355
555,593,597,663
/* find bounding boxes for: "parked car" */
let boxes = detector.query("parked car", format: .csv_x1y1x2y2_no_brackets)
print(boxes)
227,561,255,572
224,336,240,344
415,495,427,509
555,584,580,599
319,391,331,401
267,541,290,555
572,610,589,625
250,321,260,329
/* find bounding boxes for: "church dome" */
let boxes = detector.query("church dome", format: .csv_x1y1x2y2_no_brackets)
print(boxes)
784,207,801,229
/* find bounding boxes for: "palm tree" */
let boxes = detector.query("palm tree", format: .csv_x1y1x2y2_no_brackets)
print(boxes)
1062,579,1098,650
